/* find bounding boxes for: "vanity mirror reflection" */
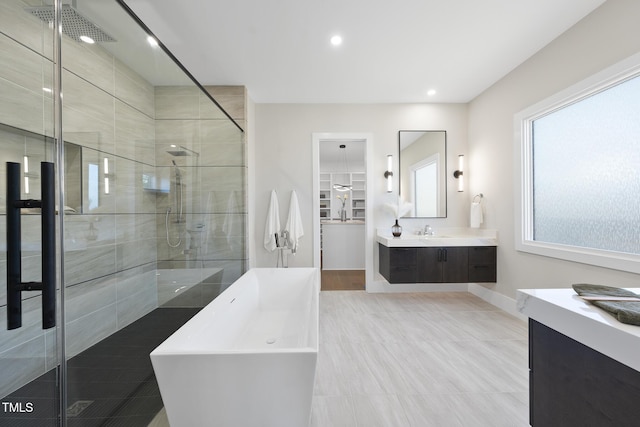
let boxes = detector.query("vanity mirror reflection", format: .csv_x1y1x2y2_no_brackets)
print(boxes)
398,130,447,217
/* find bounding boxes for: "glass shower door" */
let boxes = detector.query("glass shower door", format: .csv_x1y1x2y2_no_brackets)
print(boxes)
0,0,63,424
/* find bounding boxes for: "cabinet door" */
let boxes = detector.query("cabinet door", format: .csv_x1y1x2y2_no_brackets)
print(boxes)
417,248,442,282
441,247,469,283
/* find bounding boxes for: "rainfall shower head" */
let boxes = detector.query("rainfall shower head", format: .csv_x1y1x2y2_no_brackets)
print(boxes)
27,3,117,44
166,145,200,157
166,150,189,157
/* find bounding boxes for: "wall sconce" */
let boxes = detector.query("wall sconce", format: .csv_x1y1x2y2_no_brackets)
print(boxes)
23,155,40,195
453,154,464,192
103,157,113,194
384,154,393,192
24,156,30,194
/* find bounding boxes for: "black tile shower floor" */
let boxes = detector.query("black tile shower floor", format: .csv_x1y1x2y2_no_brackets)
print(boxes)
1,308,199,427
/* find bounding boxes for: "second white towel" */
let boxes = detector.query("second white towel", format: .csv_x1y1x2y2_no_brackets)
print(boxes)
284,190,304,253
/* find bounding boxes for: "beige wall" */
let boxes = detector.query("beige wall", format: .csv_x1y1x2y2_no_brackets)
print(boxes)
467,0,640,299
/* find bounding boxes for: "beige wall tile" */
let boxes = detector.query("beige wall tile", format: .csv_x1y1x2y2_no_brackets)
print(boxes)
115,100,155,162
155,86,200,119
0,0,49,57
62,39,115,95
65,302,117,358
115,59,155,117
200,119,244,144
0,78,45,135
0,34,50,95
63,70,115,129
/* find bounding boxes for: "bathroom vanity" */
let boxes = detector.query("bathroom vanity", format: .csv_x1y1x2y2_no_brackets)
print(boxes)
377,230,497,284
517,288,640,426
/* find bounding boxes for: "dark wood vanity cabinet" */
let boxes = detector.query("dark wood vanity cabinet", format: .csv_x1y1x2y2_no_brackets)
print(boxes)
417,247,468,283
379,244,496,284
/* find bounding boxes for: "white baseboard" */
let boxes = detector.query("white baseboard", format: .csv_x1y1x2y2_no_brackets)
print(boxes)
366,279,468,293
468,283,527,322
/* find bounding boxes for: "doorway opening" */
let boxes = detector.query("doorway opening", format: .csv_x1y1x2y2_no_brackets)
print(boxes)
312,133,374,291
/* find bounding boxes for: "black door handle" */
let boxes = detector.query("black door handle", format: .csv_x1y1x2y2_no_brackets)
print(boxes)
6,162,56,330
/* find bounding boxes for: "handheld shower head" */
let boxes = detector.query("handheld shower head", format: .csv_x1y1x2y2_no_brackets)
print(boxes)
171,160,182,179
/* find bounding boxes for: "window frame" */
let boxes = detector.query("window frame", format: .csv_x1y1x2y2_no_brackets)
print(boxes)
514,52,640,274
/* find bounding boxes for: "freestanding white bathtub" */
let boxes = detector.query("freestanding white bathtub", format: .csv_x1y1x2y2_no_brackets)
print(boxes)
150,268,320,427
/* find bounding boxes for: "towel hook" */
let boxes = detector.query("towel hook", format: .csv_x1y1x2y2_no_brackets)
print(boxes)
473,193,484,203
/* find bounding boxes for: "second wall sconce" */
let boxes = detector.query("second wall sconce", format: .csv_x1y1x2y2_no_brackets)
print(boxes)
104,157,115,195
384,154,393,192
453,154,464,192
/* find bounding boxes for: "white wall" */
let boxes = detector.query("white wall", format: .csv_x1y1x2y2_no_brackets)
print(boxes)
254,103,468,271
468,0,640,299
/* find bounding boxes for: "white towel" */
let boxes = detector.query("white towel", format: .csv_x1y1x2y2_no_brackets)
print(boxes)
284,190,304,253
470,201,483,228
264,190,281,252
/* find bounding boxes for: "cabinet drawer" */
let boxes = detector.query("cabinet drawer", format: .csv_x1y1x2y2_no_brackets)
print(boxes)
389,247,417,267
468,246,496,265
468,264,496,282
389,266,417,283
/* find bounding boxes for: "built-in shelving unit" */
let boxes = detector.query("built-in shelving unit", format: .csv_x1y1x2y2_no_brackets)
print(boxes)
319,173,332,219
318,172,366,220
351,172,366,220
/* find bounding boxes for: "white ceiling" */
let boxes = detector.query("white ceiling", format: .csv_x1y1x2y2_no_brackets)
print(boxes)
121,0,606,104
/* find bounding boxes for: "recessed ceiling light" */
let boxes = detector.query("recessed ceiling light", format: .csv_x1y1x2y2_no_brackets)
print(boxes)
147,36,159,47
330,35,343,46
42,87,52,93
427,89,437,96
79,35,95,44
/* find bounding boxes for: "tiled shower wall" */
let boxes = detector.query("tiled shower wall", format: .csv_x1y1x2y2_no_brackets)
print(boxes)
155,86,247,298
0,0,246,398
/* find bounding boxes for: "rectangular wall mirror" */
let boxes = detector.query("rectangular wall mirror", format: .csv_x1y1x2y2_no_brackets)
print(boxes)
399,130,447,218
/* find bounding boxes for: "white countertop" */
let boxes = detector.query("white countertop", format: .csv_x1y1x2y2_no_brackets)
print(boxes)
376,228,497,247
322,220,365,225
517,288,640,372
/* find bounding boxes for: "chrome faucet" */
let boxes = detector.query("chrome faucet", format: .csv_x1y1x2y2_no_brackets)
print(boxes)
424,224,433,236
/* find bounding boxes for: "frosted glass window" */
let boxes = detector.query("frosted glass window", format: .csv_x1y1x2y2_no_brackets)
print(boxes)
531,74,640,255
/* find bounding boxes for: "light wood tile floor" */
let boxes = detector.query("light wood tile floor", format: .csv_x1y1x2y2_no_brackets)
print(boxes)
311,291,529,426
149,291,529,426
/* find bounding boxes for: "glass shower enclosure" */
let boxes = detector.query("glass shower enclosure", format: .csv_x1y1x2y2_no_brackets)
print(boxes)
0,0,246,425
